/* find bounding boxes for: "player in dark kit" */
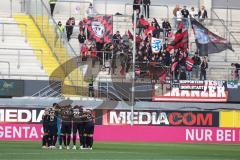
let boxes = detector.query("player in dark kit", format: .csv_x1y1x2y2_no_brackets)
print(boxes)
42,108,49,149
59,105,73,150
83,109,95,149
72,105,84,149
48,108,58,149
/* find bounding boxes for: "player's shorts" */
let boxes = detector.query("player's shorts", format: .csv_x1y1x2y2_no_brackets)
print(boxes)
43,124,49,133
48,125,58,135
72,122,84,134
61,122,72,134
85,121,94,134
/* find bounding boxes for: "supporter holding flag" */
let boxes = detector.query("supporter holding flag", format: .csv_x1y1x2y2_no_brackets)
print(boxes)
138,15,150,35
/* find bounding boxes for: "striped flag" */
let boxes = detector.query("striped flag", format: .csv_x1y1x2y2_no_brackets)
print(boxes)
186,57,194,71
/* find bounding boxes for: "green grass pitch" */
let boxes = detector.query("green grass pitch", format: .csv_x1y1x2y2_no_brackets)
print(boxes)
0,141,240,160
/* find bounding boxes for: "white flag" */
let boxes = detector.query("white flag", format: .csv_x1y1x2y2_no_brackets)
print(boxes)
151,38,162,53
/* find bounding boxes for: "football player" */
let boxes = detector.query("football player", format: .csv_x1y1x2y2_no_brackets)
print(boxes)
72,105,84,149
59,105,73,150
41,108,49,149
48,108,58,149
83,109,95,149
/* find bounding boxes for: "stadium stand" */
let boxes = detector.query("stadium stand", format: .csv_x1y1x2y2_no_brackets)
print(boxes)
0,16,48,80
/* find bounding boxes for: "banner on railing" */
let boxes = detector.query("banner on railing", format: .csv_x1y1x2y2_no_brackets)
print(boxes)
153,80,228,102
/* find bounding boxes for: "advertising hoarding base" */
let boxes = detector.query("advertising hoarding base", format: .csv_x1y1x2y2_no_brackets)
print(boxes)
0,124,240,144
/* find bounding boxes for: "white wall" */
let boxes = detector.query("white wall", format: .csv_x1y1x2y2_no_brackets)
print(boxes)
0,0,23,16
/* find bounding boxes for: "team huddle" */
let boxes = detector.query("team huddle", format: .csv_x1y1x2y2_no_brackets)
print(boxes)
41,103,95,150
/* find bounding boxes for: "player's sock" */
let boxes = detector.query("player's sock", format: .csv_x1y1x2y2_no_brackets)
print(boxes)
59,135,63,145
67,134,71,146
90,136,93,148
42,135,47,146
53,135,58,146
86,136,90,147
50,135,54,146
48,135,52,147
83,135,87,148
79,134,83,146
73,134,76,145
63,135,67,146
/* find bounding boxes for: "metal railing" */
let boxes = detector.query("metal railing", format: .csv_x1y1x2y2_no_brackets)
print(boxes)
0,73,49,80
209,67,234,81
212,9,240,46
32,80,62,97
25,0,79,85
124,3,169,19
0,22,28,42
0,48,43,69
0,61,10,77
0,0,26,17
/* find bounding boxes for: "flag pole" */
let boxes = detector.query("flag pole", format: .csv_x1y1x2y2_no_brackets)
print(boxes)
131,10,137,126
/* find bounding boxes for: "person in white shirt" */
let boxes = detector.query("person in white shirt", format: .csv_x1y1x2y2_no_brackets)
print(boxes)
176,8,182,28
86,3,97,17
190,7,198,19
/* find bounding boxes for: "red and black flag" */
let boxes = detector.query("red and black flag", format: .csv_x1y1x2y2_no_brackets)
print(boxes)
166,29,189,52
186,56,194,71
191,18,234,56
84,15,113,43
